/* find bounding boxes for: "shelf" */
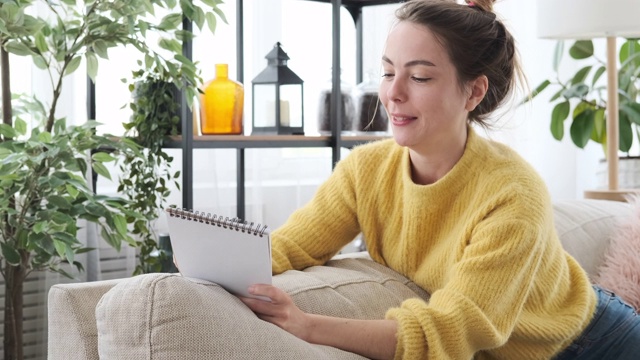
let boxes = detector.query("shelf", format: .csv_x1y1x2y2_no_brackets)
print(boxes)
164,134,390,149
170,0,399,216
583,189,640,202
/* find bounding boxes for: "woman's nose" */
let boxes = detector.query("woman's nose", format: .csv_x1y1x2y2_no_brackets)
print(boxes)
385,79,406,103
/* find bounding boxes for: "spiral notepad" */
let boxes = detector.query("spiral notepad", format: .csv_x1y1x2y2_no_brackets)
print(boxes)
165,207,272,299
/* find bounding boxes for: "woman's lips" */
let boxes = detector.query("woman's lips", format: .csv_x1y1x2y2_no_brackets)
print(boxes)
390,114,417,126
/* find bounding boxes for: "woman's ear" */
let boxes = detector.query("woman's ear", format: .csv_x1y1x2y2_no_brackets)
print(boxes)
466,75,488,111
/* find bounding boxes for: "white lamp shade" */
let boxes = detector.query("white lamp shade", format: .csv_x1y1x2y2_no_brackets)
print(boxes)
537,0,640,39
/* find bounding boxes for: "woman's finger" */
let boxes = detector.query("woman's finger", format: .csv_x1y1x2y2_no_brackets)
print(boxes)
249,284,287,303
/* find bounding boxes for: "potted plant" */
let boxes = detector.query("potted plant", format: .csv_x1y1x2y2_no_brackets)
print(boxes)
120,64,184,275
0,0,225,358
524,39,640,186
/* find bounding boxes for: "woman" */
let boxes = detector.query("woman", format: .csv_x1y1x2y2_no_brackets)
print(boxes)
240,1,640,359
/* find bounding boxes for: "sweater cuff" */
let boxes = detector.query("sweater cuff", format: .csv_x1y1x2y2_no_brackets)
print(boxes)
271,249,293,275
386,305,429,360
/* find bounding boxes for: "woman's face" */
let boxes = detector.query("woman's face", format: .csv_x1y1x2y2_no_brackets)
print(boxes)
380,21,474,153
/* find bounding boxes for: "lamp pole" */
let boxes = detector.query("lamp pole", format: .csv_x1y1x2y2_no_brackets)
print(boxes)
606,36,619,191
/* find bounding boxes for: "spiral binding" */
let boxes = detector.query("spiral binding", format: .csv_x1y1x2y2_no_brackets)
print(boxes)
166,207,269,237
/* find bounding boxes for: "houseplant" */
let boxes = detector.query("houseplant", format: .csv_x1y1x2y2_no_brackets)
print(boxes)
0,0,225,358
120,64,184,275
524,38,640,155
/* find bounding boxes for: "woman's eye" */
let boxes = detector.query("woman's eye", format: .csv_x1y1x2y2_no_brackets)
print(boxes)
381,73,394,78
412,76,430,83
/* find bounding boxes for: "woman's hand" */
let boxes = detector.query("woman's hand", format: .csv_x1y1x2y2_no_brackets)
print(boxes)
241,284,398,359
239,284,312,342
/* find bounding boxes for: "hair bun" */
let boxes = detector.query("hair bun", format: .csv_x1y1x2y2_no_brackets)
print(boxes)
465,0,496,12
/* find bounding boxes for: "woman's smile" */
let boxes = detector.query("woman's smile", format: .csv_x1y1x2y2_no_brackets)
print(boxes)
389,113,418,126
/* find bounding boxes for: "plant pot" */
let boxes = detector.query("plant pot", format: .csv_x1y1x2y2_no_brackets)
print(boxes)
596,156,640,189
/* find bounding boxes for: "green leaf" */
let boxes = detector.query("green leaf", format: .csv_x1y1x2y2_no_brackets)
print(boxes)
33,55,48,69
158,13,183,30
38,131,52,143
569,40,594,60
86,203,109,218
101,227,121,252
5,41,33,56
65,56,82,76
591,66,606,87
113,214,128,237
48,195,72,210
620,40,640,69
0,124,18,138
92,152,116,163
549,87,565,102
590,108,606,143
621,103,640,126
1,243,21,265
205,11,218,34
14,118,27,135
65,245,75,264
92,40,109,59
53,232,79,245
0,162,22,177
86,52,98,81
520,80,550,104
53,240,66,258
550,101,570,140
553,41,564,72
33,221,47,234
570,108,595,148
92,162,111,180
65,184,80,198
619,112,633,152
570,65,592,85
158,38,182,54
35,31,49,52
212,6,228,24
562,84,589,99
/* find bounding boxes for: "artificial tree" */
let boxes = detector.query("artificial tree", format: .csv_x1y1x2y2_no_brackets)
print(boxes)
0,0,225,358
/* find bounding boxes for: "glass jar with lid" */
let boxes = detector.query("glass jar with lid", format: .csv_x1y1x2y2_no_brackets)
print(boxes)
317,69,355,134
353,70,388,134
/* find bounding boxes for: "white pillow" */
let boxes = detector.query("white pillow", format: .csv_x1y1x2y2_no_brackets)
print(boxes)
553,199,632,279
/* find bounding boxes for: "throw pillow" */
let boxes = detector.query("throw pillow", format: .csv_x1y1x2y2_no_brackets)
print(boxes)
594,195,640,310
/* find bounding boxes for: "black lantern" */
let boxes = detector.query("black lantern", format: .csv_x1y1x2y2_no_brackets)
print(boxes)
251,42,304,135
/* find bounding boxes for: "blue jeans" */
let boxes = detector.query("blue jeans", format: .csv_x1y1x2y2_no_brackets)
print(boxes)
553,286,640,359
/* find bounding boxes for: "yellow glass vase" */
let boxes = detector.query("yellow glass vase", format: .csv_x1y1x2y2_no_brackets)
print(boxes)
200,64,244,135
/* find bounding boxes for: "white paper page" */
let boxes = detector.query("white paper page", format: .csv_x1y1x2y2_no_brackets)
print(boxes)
166,211,272,299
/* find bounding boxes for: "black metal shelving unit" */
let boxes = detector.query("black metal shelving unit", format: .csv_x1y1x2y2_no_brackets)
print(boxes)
87,0,401,219
178,0,403,219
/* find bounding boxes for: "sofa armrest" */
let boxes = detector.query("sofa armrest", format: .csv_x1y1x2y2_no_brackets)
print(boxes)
94,258,429,360
47,278,124,360
553,199,631,278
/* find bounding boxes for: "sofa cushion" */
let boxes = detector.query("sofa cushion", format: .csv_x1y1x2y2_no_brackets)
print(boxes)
95,257,429,360
553,199,632,279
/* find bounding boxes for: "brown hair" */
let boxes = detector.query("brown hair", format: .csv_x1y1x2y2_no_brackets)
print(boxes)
394,0,522,126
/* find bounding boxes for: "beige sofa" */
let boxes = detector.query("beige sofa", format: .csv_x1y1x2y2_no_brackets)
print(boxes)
48,199,632,360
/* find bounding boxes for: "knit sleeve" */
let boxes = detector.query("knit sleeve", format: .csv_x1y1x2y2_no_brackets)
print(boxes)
386,209,549,359
270,152,362,274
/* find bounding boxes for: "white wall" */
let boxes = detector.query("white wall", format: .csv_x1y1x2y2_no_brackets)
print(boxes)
91,0,609,234
484,0,602,200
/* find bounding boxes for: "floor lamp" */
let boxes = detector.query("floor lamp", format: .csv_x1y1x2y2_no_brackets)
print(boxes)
537,0,640,202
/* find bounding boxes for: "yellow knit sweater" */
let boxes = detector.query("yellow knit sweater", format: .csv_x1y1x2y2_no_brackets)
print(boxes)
271,128,596,359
